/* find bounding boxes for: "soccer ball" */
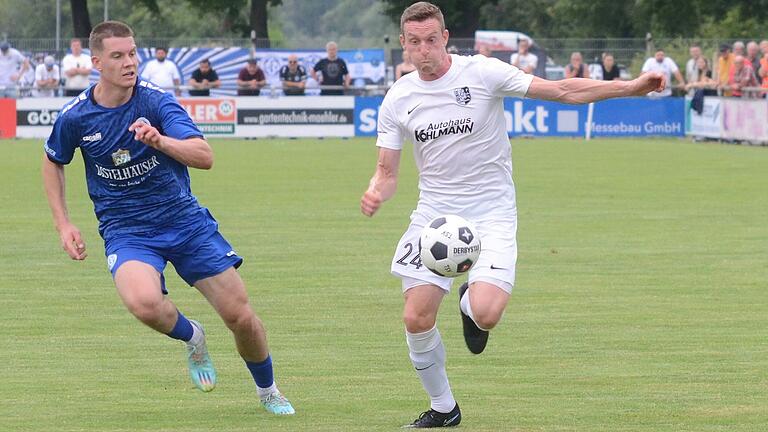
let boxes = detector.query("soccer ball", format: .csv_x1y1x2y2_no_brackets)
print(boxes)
419,215,481,277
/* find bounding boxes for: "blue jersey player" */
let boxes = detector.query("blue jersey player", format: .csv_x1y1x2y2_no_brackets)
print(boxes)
41,21,294,415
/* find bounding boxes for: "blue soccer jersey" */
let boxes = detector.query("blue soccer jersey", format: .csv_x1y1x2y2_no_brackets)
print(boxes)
44,81,205,241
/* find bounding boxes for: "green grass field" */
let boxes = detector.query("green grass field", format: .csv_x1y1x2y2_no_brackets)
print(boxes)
1,137,766,431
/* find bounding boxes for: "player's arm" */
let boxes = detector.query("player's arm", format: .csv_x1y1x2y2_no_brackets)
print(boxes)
361,147,400,217
41,156,87,260
526,72,665,104
129,120,213,169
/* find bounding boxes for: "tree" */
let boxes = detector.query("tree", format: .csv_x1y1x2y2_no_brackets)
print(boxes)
381,0,495,38
70,0,92,39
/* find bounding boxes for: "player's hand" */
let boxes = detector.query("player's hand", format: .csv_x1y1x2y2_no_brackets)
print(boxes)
58,223,87,260
361,189,382,217
630,72,666,95
129,120,163,149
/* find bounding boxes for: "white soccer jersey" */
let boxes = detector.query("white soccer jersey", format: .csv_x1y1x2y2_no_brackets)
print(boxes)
377,54,533,216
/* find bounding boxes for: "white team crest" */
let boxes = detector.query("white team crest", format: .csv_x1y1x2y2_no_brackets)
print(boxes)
112,149,131,166
107,254,118,270
453,87,471,105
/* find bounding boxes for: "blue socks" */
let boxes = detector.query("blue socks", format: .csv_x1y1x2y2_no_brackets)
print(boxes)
245,355,275,389
166,310,194,342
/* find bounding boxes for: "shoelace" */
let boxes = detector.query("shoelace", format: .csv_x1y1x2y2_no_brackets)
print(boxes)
187,343,209,366
262,393,290,407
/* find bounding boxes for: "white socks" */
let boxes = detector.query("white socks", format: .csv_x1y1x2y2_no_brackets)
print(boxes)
188,321,204,346
406,326,456,413
256,382,279,399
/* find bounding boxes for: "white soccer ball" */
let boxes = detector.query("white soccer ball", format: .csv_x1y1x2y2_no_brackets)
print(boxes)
419,215,481,277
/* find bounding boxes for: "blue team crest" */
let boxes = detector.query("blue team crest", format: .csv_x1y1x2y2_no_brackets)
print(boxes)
112,149,131,166
453,87,471,105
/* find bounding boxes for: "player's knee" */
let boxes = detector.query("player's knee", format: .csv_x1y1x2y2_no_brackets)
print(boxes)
125,296,167,326
221,306,259,334
403,310,437,333
472,305,504,330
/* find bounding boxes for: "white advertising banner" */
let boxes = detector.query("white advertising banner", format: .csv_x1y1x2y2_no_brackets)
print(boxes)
687,96,722,139
721,98,768,142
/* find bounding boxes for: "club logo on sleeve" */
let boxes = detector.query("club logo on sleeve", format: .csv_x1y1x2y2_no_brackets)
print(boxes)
453,87,471,105
111,149,131,166
107,254,118,270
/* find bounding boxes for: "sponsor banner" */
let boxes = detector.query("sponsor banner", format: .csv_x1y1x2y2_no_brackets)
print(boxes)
590,97,684,137
0,98,16,138
354,96,384,136
721,98,768,141
178,98,236,135
503,98,588,136
686,96,722,139
235,96,355,137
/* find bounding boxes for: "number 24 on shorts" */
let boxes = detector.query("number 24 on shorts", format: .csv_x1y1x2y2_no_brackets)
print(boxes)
396,242,423,269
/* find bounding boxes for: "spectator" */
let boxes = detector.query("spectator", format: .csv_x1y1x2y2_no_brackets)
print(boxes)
140,47,181,96
236,59,266,96
746,41,761,84
716,44,735,96
728,55,758,98
395,50,416,80
564,52,589,79
477,46,492,57
641,49,684,97
684,57,717,96
311,41,350,96
188,59,220,97
279,54,307,96
760,46,768,95
61,38,92,97
509,39,537,75
685,45,702,84
34,55,60,97
0,42,29,98
446,45,459,55
601,53,620,80
733,41,746,58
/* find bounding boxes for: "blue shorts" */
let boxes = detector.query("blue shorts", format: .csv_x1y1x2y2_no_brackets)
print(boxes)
104,209,243,293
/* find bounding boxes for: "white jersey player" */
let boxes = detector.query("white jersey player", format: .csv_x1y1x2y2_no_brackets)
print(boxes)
360,2,665,429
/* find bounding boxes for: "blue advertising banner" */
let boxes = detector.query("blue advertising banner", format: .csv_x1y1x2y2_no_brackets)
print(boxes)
354,96,384,136
354,96,685,138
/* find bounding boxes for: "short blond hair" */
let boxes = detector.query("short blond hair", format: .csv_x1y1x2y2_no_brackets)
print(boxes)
400,2,445,34
89,21,134,53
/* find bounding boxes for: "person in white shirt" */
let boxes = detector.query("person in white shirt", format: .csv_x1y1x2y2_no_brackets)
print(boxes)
34,55,60,97
509,38,538,74
61,38,93,96
0,42,29,98
685,45,701,85
641,49,685,97
140,47,181,96
359,2,665,428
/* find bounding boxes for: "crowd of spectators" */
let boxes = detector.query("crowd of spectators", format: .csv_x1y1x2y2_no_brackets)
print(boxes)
2,37,768,100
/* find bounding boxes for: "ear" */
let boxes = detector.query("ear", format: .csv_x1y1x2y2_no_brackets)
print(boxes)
91,54,101,71
442,29,450,47
399,34,405,49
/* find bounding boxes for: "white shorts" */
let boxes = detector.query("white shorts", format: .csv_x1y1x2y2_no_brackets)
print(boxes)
390,207,517,293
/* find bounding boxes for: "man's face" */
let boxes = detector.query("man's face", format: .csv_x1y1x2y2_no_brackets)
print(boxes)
327,44,337,60
247,62,257,73
690,47,701,58
603,55,615,69
400,18,449,77
92,37,139,89
155,49,167,62
518,40,529,53
71,40,82,56
733,56,744,71
200,62,210,73
287,56,298,70
655,51,665,63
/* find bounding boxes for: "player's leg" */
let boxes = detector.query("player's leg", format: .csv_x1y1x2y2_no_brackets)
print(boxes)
392,211,461,428
401,282,462,428
113,259,216,392
459,215,517,354
194,267,294,415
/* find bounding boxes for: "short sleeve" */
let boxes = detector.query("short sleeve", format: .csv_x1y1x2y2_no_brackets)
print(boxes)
375,95,404,150
667,59,679,73
340,60,349,76
44,114,77,165
237,68,248,80
210,70,219,81
298,66,307,80
171,64,181,81
256,69,265,80
529,53,539,68
509,53,518,64
35,65,44,81
641,59,652,73
313,60,323,72
480,56,534,98
158,93,203,140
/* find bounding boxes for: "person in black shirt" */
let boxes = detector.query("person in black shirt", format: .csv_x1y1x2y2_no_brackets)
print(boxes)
311,41,350,95
279,54,307,96
188,59,220,96
601,54,620,81
236,59,266,96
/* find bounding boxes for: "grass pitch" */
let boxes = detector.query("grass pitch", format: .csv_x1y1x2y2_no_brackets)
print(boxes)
1,137,766,431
